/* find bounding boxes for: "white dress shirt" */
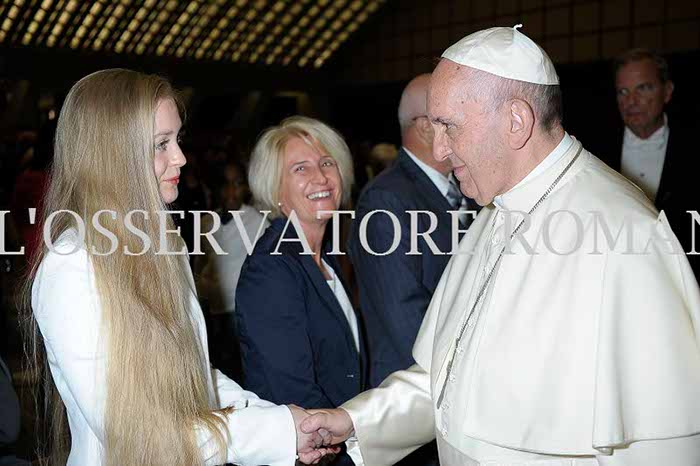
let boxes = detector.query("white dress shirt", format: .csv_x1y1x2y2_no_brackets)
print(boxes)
404,146,469,211
404,147,450,197
32,230,297,466
621,115,669,202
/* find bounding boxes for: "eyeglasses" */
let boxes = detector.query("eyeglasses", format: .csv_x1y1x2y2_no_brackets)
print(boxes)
616,82,659,99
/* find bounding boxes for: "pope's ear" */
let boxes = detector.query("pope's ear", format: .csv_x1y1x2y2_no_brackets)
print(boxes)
507,99,534,150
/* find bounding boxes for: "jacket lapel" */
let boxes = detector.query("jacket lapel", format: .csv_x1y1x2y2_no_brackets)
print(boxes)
397,149,453,214
655,130,677,208
398,149,477,230
273,218,360,358
298,253,360,356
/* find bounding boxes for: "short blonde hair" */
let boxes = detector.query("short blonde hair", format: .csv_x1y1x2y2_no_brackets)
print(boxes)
249,116,354,217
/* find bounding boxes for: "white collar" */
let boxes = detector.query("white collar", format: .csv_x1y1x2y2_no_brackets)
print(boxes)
403,146,451,197
493,132,573,209
623,114,669,149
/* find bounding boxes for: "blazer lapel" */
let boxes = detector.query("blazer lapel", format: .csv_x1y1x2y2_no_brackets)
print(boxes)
398,150,453,214
297,245,360,357
398,149,477,231
655,130,677,208
273,217,359,356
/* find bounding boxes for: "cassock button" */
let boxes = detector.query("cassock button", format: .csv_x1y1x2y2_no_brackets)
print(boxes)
441,427,448,437
449,373,457,382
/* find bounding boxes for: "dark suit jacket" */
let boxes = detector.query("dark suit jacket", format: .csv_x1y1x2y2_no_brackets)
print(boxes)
590,119,699,275
0,356,20,457
235,217,366,409
347,148,477,388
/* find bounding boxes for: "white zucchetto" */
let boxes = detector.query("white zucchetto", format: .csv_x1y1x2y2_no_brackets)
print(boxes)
442,25,559,85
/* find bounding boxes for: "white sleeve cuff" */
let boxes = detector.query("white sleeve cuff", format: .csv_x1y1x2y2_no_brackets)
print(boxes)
199,404,297,466
346,436,365,466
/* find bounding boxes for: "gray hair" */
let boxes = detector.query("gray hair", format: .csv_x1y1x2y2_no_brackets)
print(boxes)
613,48,671,83
469,68,563,133
248,116,354,218
398,73,431,134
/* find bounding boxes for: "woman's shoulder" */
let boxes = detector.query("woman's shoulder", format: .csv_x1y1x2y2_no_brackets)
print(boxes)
37,229,90,274
32,230,101,336
239,231,308,290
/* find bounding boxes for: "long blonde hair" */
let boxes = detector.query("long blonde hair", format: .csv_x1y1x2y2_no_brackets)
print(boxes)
22,69,228,465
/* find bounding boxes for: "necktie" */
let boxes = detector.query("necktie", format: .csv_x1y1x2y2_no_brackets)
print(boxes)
446,178,463,210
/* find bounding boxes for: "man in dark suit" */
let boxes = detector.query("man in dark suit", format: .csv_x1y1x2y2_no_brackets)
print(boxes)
0,355,24,465
348,74,477,390
347,74,477,465
347,75,474,466
594,49,698,275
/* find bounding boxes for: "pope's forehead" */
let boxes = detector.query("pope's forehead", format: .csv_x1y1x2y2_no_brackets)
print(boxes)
431,61,475,92
428,61,472,108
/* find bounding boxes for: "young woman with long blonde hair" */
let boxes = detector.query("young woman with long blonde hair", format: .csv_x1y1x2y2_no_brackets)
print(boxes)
22,69,330,466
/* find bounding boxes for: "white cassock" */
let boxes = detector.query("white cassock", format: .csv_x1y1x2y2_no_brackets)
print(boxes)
342,135,700,465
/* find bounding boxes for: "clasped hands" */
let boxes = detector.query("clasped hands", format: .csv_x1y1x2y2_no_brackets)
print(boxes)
288,405,355,464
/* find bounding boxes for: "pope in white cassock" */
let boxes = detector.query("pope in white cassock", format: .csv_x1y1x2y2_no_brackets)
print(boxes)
301,25,700,466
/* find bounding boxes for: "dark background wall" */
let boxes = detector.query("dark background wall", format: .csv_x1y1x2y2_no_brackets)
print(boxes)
324,0,700,151
1,0,698,156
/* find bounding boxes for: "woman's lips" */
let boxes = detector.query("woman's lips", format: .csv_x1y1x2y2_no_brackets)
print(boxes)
164,176,179,185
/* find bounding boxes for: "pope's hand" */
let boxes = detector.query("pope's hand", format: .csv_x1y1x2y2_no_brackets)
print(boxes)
288,405,340,464
300,408,355,446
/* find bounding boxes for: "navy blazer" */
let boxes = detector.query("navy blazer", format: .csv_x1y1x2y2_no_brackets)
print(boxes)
235,217,366,409
347,148,477,388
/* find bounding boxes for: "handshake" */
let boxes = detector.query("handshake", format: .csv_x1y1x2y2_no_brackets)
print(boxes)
289,406,355,464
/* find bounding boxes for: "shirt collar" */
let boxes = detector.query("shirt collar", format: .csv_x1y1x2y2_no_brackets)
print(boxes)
493,132,574,210
403,146,451,197
623,113,669,148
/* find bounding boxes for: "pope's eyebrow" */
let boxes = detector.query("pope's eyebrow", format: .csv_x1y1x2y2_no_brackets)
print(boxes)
431,117,454,126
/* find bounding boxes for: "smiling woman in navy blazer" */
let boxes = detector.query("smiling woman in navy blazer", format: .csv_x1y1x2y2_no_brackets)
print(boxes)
235,117,365,429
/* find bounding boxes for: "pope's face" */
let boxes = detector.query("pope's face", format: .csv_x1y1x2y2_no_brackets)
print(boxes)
428,61,508,206
615,58,673,139
278,136,343,227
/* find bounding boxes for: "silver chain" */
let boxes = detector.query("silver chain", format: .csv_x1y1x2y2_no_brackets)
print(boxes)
436,145,583,409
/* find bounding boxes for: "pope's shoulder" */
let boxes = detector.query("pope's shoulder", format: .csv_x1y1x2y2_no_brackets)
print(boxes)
569,148,660,228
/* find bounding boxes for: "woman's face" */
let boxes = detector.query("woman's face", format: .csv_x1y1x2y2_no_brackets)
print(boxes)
278,136,342,228
153,98,186,204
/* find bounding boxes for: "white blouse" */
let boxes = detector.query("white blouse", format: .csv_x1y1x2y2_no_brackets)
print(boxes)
322,259,360,352
32,230,297,466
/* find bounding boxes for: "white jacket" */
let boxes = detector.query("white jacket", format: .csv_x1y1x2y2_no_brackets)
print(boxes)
32,230,297,465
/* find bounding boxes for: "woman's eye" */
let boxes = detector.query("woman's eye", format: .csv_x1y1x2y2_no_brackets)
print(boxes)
155,140,168,151
294,165,305,172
